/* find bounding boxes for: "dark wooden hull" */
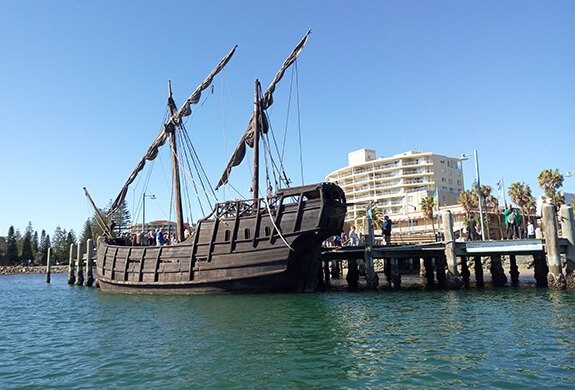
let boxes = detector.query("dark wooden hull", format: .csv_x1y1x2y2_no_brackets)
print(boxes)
95,183,346,294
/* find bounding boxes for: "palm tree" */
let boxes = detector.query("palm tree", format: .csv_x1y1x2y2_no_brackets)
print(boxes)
487,194,502,239
356,204,384,231
508,182,537,234
537,169,565,209
472,184,492,239
458,190,476,217
420,196,437,236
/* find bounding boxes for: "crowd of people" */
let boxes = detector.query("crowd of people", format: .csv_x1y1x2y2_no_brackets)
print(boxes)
113,228,181,246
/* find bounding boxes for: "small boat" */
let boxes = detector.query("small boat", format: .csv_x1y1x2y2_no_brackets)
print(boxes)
88,31,347,293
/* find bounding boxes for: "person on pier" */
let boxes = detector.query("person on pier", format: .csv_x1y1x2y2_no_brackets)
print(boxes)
382,215,392,245
504,204,520,239
349,226,358,246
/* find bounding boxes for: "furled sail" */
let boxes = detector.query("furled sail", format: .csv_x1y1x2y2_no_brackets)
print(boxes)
215,30,310,190
108,45,237,216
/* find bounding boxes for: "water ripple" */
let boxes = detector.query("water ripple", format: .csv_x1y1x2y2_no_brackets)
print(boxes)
1,274,574,389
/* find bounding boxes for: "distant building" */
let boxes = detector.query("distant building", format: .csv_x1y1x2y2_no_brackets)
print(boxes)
325,149,465,223
128,220,190,235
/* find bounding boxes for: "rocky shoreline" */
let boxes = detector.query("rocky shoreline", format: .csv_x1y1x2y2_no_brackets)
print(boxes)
0,265,69,275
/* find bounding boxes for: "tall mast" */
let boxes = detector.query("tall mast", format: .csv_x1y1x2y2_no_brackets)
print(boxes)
168,81,185,242
252,79,261,203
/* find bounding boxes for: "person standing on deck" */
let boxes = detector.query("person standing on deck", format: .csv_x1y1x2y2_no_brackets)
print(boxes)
349,226,358,246
155,229,165,246
382,215,392,245
504,204,519,239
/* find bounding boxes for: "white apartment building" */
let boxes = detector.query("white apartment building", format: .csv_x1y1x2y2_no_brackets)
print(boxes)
325,149,465,222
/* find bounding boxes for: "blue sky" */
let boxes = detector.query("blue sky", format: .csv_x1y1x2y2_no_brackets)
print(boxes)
1,0,573,238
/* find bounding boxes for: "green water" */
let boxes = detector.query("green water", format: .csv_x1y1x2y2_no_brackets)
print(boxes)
1,273,574,389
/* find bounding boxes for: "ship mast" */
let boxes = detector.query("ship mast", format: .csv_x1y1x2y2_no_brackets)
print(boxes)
168,80,185,242
252,79,261,202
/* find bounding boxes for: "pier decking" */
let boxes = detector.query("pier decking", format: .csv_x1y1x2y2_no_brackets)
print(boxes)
321,204,575,290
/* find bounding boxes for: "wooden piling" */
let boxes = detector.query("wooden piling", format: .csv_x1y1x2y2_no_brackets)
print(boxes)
474,256,484,288
423,257,434,289
509,254,519,287
46,247,51,283
533,253,549,287
363,216,379,289
559,205,575,288
76,242,85,286
346,259,359,290
542,204,566,289
86,239,94,287
389,257,401,289
460,256,470,288
68,244,76,285
435,256,446,289
441,210,462,289
490,255,507,287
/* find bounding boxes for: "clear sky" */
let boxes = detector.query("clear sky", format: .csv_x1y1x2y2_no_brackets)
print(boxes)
1,0,574,238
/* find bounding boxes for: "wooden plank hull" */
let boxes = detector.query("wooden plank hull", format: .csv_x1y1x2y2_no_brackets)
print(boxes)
95,183,346,294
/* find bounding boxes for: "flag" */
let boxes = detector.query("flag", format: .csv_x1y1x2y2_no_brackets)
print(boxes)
497,178,503,197
433,188,439,217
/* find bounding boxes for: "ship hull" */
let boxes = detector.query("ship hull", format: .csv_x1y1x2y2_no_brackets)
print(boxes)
95,183,346,294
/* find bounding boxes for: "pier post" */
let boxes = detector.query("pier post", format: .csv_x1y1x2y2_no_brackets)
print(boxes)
390,257,401,289
509,254,519,287
68,244,76,285
423,257,434,288
76,242,85,286
474,256,484,288
490,255,507,287
363,216,379,289
46,247,52,283
533,253,549,287
346,259,359,290
460,256,470,288
559,205,575,288
86,239,94,287
436,256,446,289
441,210,462,289
542,204,566,290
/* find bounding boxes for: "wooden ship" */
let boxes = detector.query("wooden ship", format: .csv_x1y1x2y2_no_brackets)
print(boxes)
88,31,347,293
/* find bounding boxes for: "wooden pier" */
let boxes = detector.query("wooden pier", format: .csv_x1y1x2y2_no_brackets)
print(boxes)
321,204,575,290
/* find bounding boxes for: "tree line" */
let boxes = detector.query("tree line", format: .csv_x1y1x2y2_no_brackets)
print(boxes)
1,200,132,266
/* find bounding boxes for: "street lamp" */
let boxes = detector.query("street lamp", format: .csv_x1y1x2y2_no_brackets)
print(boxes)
142,193,156,233
461,150,485,240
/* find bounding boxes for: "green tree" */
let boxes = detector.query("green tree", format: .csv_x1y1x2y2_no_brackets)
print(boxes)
487,194,503,239
52,226,68,264
356,204,384,230
32,231,39,255
420,196,437,236
471,184,492,239
508,182,536,233
537,169,565,209
109,199,131,235
458,190,476,216
6,226,19,266
21,233,33,264
39,233,51,265
80,219,94,245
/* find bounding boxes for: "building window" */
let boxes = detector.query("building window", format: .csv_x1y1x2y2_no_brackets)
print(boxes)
441,168,446,173
441,178,446,182
448,170,452,176
244,228,251,239
440,159,445,164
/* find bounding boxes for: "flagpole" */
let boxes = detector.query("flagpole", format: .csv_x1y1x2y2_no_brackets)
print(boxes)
502,177,507,207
